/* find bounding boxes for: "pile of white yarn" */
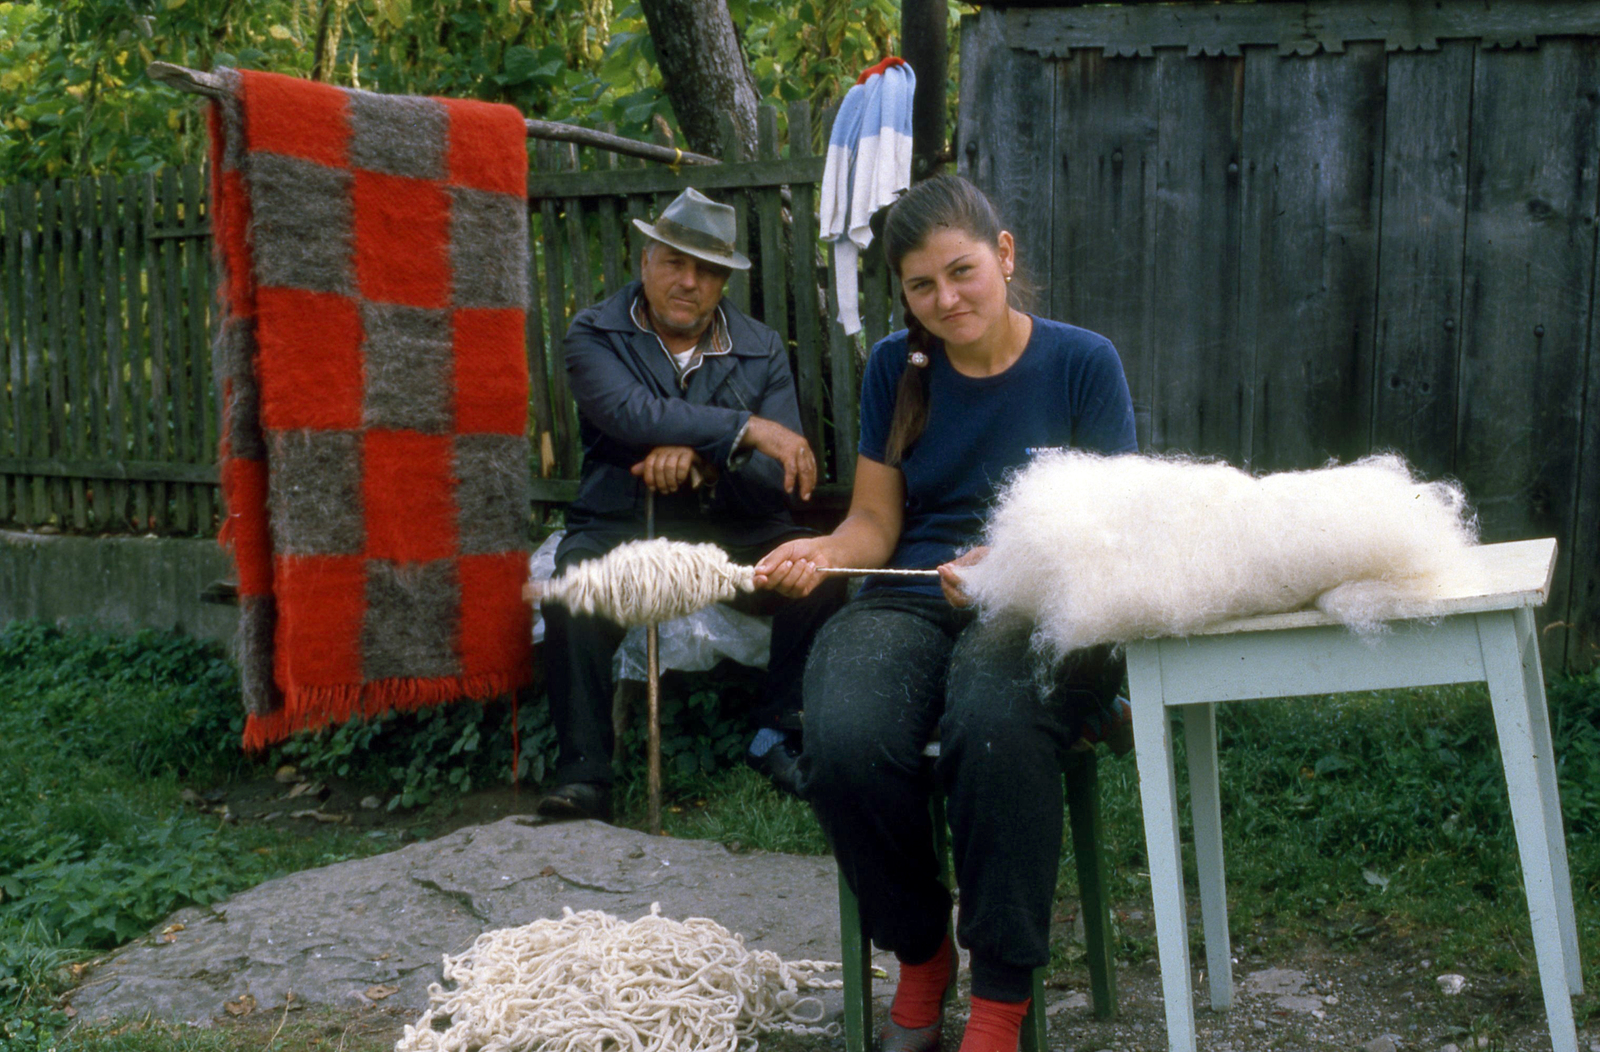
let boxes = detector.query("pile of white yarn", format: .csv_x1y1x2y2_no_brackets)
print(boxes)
395,904,841,1052
959,451,1480,657
537,538,757,627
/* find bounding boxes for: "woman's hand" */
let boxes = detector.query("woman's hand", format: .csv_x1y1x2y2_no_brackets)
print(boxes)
753,537,835,598
938,545,990,608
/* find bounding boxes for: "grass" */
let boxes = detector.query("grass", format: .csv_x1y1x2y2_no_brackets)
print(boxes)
1051,675,1600,1021
3,619,1599,1049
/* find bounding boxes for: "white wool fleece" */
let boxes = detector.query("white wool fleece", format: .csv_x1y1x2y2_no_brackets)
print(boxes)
958,452,1480,658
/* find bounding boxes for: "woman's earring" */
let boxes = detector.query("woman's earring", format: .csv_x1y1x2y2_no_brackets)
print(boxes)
909,349,930,368
1005,272,1013,284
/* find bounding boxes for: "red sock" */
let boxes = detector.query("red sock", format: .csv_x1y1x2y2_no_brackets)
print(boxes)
890,935,954,1029
958,995,1030,1052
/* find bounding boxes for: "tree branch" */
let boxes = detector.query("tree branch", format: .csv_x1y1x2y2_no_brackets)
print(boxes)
146,62,720,167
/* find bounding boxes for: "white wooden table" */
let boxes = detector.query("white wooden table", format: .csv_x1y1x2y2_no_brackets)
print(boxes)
1127,538,1580,1052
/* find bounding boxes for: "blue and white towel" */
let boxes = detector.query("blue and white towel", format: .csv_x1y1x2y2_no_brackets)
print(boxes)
819,58,916,336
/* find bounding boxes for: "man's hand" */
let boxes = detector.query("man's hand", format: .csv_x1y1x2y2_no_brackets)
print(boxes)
938,546,989,609
631,445,706,494
740,417,817,501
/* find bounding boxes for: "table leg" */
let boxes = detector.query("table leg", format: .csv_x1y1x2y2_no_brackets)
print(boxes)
1128,643,1198,1052
1514,608,1582,995
1183,703,1233,1011
1478,611,1578,1052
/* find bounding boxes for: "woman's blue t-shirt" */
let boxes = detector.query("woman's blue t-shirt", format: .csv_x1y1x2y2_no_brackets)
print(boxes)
857,317,1138,596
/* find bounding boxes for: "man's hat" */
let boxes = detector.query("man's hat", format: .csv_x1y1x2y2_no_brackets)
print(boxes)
632,187,751,271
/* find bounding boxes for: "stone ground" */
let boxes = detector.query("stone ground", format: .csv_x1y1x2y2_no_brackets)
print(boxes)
64,813,1599,1051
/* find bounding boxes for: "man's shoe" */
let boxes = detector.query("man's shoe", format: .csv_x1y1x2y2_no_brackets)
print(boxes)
536,782,613,822
746,740,804,798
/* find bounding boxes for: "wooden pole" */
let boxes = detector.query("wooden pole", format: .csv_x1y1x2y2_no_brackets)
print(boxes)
645,489,663,836
900,0,949,182
145,62,721,168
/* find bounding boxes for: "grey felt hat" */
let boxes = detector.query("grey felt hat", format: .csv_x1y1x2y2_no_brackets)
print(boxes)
632,187,751,271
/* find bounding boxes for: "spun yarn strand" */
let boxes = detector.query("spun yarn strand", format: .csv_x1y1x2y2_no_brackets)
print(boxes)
395,903,842,1052
534,538,940,627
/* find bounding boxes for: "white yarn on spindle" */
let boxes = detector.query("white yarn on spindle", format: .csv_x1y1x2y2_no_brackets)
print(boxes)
532,538,945,628
539,538,758,627
394,903,841,1052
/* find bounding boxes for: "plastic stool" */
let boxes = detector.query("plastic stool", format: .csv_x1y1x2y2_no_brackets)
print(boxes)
836,743,1117,1052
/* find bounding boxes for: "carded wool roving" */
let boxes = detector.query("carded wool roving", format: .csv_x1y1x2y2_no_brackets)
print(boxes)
958,452,1480,658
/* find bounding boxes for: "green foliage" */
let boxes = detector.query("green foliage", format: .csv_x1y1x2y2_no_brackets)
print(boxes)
269,689,558,809
0,621,389,1033
0,619,243,782
0,0,956,184
1075,671,1600,990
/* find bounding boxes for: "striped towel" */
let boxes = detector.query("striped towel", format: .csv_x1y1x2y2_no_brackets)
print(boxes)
819,57,916,336
207,68,534,749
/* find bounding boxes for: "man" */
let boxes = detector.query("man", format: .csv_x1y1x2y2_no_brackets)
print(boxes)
537,187,847,822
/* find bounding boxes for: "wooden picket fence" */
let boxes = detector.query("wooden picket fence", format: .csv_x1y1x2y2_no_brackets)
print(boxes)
0,101,892,538
0,169,220,535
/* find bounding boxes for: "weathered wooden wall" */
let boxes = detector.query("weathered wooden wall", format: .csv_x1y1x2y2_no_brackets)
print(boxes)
960,0,1600,670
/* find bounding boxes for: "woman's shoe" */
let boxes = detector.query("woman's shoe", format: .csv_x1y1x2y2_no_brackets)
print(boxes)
879,940,959,1052
879,1018,942,1052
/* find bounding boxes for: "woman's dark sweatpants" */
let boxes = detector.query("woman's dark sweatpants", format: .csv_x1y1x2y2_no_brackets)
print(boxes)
798,590,1124,1003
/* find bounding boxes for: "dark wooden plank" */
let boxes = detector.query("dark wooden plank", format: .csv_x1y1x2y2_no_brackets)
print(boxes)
1009,1,1600,61
825,271,858,489
1456,38,1600,670
624,193,651,276
755,105,788,341
61,178,88,528
720,114,751,315
0,456,219,484
525,155,824,201
144,175,171,529
160,167,191,531
79,176,110,527
860,240,890,351
959,7,1057,297
1574,207,1600,671
125,175,152,527
100,173,129,527
597,196,624,297
1148,50,1246,461
1237,43,1385,471
17,184,43,524
183,164,214,532
538,144,578,476
1369,42,1473,480
562,188,595,313
524,201,555,480
0,186,21,523
788,101,827,458
40,179,68,522
1051,48,1160,449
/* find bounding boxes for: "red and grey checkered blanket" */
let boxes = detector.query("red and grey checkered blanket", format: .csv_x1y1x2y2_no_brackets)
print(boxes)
207,69,533,750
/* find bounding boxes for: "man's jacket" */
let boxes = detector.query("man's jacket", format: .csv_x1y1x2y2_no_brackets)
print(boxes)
558,281,805,552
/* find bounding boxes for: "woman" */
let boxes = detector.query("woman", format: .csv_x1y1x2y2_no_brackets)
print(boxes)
753,175,1137,1052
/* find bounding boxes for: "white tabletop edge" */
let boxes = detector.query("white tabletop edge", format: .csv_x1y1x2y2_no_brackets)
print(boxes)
1141,538,1558,640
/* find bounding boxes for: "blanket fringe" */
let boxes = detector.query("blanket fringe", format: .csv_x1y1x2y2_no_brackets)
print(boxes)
242,671,529,751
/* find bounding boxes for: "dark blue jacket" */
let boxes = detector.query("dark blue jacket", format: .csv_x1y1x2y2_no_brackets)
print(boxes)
558,281,804,555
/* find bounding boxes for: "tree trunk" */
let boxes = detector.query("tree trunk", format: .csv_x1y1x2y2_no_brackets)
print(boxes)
638,0,760,160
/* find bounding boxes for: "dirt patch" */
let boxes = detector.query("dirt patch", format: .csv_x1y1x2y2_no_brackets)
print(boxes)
185,768,547,840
